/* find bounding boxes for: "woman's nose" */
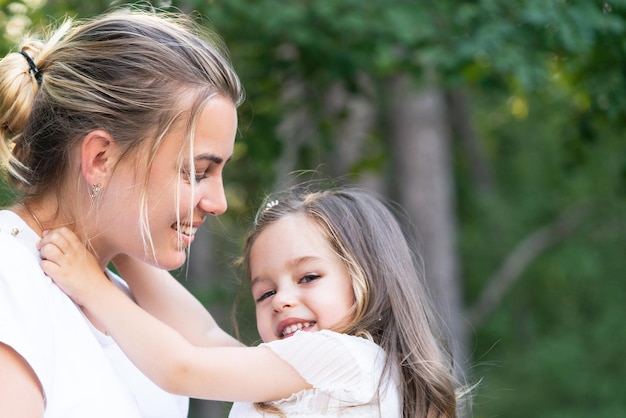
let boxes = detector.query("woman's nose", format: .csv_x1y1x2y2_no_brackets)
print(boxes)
197,178,227,216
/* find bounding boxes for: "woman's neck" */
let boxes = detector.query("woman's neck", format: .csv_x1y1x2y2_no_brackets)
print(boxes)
12,198,59,237
13,196,115,269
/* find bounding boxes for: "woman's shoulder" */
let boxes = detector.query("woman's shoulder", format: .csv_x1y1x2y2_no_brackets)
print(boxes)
0,210,45,276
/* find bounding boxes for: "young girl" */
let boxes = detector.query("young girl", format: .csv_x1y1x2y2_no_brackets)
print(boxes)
39,188,461,417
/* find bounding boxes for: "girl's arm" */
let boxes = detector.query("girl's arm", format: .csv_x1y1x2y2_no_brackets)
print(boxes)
111,254,240,347
39,227,311,402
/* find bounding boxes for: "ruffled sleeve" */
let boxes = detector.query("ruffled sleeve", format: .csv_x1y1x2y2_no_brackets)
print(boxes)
262,330,386,405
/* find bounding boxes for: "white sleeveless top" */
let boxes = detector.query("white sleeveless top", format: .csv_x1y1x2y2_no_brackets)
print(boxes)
0,210,188,418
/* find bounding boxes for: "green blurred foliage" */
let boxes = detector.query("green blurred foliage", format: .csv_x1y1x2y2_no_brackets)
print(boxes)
1,1,625,417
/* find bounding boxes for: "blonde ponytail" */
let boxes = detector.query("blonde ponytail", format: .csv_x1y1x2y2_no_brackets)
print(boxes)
0,20,72,186
0,42,41,183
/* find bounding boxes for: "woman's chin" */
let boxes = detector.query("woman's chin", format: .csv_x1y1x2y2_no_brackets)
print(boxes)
147,251,187,271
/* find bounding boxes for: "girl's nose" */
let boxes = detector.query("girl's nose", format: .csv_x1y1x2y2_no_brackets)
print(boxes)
197,177,227,216
272,288,297,313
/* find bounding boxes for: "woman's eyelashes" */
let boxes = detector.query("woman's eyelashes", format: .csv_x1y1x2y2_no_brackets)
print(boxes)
182,168,209,183
194,172,208,182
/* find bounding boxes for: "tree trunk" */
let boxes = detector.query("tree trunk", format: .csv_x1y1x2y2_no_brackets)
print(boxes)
387,75,469,377
323,81,385,191
184,225,231,418
447,89,495,192
274,79,383,191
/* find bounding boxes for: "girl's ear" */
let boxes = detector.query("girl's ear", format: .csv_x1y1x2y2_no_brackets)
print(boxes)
80,130,117,187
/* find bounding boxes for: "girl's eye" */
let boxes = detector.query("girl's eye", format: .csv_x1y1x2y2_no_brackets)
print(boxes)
299,273,320,284
256,289,276,303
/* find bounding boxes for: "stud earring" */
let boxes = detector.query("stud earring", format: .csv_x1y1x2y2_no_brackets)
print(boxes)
90,183,102,198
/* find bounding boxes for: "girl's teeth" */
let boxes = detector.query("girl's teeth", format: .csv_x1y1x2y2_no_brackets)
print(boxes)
282,322,311,336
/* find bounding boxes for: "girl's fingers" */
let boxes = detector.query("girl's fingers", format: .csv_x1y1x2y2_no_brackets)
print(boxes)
40,227,81,256
39,241,66,263
40,259,61,277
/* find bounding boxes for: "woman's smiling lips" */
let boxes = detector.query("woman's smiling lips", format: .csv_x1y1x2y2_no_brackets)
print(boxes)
173,221,202,246
277,318,317,338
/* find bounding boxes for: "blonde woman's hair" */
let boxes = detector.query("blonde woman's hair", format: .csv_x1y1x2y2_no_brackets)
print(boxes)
243,187,463,418
0,8,243,253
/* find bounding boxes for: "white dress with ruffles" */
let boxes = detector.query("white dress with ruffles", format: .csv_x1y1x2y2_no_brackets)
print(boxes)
228,330,401,417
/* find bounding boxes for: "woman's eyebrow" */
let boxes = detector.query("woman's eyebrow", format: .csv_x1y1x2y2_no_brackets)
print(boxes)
194,153,233,164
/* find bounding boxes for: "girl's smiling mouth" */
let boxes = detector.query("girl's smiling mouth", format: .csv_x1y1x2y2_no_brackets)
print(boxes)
278,320,317,338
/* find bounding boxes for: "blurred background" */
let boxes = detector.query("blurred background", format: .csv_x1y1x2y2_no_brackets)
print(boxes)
1,1,624,417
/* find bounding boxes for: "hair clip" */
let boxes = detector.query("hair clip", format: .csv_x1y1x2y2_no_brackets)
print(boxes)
254,199,279,224
265,199,279,210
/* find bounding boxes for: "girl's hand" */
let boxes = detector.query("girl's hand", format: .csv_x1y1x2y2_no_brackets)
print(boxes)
38,227,107,306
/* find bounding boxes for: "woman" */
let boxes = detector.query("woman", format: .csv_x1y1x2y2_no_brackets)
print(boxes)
0,8,243,418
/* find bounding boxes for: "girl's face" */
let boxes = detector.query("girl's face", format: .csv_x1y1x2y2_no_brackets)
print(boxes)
92,95,238,269
249,213,356,343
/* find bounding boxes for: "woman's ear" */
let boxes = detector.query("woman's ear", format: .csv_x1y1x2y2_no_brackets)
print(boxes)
80,130,117,187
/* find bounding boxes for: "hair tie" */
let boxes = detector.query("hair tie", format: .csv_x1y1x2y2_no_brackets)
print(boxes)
19,50,42,86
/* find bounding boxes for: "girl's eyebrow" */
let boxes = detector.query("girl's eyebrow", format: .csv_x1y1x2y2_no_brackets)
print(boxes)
250,256,322,285
289,255,320,267
250,276,270,288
